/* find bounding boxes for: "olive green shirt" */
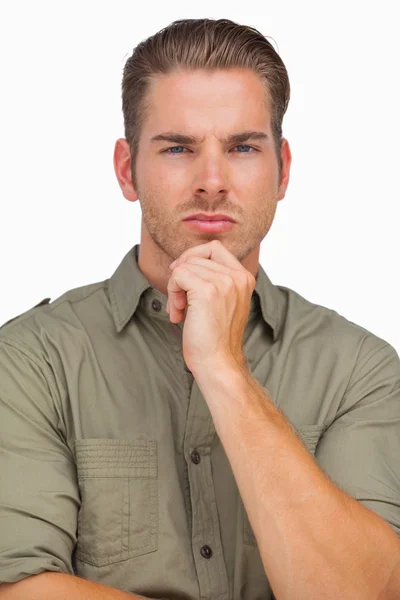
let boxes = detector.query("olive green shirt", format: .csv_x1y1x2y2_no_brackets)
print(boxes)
0,243,399,599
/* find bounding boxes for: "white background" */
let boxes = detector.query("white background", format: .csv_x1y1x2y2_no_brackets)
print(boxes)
0,1,399,351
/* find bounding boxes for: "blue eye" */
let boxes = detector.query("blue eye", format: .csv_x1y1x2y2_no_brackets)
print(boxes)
165,146,186,154
234,145,255,152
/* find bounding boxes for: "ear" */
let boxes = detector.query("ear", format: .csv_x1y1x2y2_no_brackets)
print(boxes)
277,138,292,200
113,138,139,202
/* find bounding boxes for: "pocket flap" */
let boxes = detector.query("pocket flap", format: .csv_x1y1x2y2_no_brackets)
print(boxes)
74,439,157,478
295,424,326,455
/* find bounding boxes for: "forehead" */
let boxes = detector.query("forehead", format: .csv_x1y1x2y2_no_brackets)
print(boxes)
143,68,271,133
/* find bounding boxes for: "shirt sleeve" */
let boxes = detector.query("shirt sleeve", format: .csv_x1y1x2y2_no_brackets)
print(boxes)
0,337,79,584
315,337,400,536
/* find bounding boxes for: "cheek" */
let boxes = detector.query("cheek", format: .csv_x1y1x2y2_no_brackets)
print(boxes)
238,155,274,182
151,156,188,188
235,168,272,199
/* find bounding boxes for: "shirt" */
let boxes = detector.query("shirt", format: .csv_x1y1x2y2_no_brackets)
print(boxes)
0,243,399,600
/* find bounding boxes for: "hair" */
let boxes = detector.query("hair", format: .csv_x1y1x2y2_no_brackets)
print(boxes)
121,18,290,188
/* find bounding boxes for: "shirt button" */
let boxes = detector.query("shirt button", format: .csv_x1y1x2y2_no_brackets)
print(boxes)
191,450,201,464
200,545,213,559
151,299,162,312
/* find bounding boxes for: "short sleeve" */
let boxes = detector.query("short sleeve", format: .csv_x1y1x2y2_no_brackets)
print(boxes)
0,337,79,583
315,338,400,536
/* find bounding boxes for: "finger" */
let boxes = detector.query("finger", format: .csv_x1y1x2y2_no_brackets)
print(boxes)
167,263,235,323
167,283,189,323
177,256,233,275
169,240,245,272
166,292,186,315
167,255,241,320
168,291,187,323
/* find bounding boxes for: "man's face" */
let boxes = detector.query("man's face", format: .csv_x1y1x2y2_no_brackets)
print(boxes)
125,68,291,270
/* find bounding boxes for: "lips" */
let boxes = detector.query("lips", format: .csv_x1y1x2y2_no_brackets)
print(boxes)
183,219,235,233
184,214,236,222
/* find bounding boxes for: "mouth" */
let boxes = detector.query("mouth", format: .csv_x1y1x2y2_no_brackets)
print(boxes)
183,219,236,233
183,213,236,223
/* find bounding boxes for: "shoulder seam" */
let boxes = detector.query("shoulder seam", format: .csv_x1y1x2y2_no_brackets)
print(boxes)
0,337,62,418
46,280,107,314
342,337,391,400
1,281,108,332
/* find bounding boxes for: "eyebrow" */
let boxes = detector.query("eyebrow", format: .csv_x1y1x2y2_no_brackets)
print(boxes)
149,131,269,145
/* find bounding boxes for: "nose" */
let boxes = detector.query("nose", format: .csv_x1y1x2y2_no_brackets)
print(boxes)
191,151,231,199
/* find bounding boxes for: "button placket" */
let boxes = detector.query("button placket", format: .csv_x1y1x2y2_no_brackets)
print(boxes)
184,383,230,600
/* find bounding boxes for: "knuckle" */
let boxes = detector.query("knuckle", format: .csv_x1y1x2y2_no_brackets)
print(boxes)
223,275,235,290
204,283,217,299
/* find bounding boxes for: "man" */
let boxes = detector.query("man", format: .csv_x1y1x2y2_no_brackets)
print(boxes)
0,17,399,600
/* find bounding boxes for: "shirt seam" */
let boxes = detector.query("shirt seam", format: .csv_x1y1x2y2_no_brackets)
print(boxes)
1,281,108,333
0,337,64,435
338,336,391,412
47,281,107,313
348,340,391,389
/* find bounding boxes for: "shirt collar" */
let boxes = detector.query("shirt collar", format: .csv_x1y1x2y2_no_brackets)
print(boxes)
108,244,284,342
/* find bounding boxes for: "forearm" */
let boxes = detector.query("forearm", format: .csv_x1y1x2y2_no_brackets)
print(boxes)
0,572,145,600
196,359,400,600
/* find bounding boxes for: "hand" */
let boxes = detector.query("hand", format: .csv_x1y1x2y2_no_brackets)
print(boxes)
167,240,256,375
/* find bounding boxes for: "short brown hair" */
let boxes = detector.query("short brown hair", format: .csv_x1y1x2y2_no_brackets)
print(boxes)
121,18,290,188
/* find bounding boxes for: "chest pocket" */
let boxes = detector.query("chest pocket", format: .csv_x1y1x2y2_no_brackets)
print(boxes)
74,439,158,567
243,424,326,546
